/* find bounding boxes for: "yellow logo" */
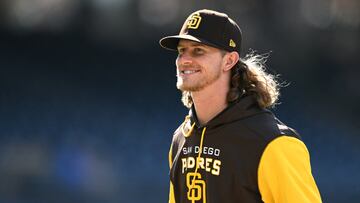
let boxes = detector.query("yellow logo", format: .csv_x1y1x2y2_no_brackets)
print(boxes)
186,172,206,203
187,14,202,29
229,39,236,47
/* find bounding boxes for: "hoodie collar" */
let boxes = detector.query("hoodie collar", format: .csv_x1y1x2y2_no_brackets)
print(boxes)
189,95,267,129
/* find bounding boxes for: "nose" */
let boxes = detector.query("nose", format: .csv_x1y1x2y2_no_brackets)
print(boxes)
176,52,192,67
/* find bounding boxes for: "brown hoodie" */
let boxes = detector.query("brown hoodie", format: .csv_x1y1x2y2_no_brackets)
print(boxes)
168,95,322,203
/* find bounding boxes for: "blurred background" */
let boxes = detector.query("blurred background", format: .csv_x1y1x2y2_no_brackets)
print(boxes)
0,0,359,202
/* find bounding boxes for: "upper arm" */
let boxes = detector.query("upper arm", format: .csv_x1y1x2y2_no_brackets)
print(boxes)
258,136,322,203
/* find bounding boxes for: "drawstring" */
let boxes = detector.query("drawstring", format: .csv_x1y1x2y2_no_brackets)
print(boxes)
190,126,206,189
181,116,207,189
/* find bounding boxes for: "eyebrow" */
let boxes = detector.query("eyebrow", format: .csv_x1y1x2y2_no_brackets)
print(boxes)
177,42,207,49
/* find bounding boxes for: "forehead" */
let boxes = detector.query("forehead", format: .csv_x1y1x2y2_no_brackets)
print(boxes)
177,39,214,49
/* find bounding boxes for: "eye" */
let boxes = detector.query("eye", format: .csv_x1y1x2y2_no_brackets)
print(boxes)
177,47,184,55
193,47,204,55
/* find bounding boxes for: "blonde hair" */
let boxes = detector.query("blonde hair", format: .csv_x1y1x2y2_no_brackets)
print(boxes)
181,51,282,109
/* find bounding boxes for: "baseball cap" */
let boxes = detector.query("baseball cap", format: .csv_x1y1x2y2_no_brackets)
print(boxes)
159,9,242,54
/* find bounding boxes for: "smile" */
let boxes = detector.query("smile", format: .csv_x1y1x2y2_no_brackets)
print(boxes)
180,70,200,75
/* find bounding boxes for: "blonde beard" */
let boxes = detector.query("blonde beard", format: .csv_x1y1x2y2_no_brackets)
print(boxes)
176,70,221,92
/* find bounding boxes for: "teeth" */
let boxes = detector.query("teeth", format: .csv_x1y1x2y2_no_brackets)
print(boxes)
183,70,197,74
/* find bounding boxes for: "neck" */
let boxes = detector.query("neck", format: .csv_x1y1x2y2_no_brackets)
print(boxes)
191,78,230,125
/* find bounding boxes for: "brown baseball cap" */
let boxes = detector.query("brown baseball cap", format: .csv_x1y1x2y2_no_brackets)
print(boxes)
159,9,242,54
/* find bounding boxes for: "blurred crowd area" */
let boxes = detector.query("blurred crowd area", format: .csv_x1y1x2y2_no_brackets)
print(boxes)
0,0,359,203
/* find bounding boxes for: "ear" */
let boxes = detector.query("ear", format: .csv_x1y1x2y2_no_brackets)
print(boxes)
223,52,239,72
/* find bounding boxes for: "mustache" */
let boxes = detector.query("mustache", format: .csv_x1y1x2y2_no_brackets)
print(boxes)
177,64,202,69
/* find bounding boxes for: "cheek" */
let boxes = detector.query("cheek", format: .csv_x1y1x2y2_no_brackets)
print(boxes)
175,57,180,67
204,58,222,72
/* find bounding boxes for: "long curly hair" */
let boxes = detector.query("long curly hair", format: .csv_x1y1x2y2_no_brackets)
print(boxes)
181,52,281,109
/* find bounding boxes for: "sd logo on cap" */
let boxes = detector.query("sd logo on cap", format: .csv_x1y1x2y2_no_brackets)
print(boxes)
187,13,202,29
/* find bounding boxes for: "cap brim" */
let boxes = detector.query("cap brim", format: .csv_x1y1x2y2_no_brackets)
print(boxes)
159,35,203,51
160,34,230,52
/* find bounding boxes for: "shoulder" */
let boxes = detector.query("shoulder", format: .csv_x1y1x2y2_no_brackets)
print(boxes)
240,110,301,143
171,125,184,143
261,136,309,161
170,124,186,155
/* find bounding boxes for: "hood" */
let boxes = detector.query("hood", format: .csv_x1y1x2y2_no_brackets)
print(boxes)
189,95,269,129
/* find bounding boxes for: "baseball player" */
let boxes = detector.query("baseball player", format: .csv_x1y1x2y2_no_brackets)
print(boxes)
159,9,322,203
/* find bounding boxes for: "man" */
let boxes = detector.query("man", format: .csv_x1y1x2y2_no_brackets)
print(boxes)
159,9,322,203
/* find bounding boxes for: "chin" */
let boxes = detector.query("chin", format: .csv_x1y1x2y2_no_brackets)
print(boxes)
177,83,204,92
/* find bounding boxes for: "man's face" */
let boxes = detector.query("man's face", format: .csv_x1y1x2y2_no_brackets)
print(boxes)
176,40,225,92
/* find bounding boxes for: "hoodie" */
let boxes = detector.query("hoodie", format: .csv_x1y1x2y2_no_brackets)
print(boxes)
168,95,322,203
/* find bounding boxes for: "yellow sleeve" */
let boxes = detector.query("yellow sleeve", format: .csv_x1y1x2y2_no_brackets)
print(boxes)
168,144,176,203
258,136,322,203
